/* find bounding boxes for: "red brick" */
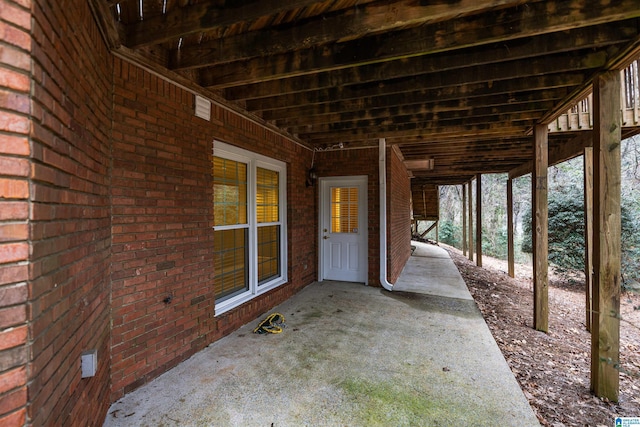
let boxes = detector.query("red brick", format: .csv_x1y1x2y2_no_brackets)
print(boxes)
0,408,26,427
0,280,29,311
0,366,26,395
0,89,29,113
0,179,28,199
0,157,28,177
0,111,29,134
0,325,27,351
0,69,29,93
0,243,28,264
0,21,30,52
0,305,26,328
0,266,27,287
0,1,30,30
0,223,28,243
0,135,29,156
0,202,28,221
0,385,26,415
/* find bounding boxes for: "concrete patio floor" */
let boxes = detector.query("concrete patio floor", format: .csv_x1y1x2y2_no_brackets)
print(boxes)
103,241,539,426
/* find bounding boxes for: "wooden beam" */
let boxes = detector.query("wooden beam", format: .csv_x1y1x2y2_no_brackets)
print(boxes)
584,146,594,332
201,41,609,89
462,184,467,257
419,221,438,238
590,71,621,402
268,87,564,123
88,0,123,49
279,100,556,132
468,180,474,262
245,73,583,112
539,33,640,126
475,174,482,268
507,177,515,278
196,1,640,88
123,0,323,48
509,130,594,179
169,0,531,69
532,124,549,333
286,110,545,137
225,22,636,101
302,123,530,145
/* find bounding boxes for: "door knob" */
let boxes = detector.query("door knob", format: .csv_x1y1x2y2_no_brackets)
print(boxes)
323,236,329,239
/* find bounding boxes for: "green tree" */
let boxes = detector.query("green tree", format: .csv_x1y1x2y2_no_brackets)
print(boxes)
521,186,585,271
438,220,459,247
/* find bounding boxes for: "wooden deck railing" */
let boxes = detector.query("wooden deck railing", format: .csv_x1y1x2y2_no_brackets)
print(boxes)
549,59,640,132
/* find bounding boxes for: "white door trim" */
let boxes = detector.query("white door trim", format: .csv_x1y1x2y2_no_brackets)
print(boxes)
318,175,368,284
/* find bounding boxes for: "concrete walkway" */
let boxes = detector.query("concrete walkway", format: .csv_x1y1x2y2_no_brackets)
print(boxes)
103,241,539,426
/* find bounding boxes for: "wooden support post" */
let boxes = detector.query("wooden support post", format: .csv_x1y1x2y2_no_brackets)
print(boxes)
420,220,438,238
507,177,515,278
468,180,474,262
436,220,439,244
475,174,482,267
591,71,621,402
462,184,467,257
584,147,594,332
533,124,549,333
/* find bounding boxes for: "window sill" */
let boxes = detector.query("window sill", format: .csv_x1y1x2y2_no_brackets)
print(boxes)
214,277,287,316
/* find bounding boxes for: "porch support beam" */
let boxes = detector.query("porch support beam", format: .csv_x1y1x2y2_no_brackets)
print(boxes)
420,221,438,238
533,124,549,333
584,146,594,332
468,180,474,262
590,71,621,402
507,177,515,278
475,174,482,267
462,184,467,257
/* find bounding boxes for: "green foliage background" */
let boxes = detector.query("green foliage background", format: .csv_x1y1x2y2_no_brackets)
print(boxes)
431,135,640,285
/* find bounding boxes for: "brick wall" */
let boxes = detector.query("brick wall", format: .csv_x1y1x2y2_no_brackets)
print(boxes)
27,0,113,425
0,1,31,425
313,148,381,286
110,58,316,401
387,147,412,283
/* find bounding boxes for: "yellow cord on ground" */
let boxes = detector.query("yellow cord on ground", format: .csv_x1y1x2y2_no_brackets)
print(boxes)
253,312,285,334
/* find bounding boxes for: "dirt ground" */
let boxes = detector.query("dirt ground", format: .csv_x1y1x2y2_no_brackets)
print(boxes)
440,244,640,426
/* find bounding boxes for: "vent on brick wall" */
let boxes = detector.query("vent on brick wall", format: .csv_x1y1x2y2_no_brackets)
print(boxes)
195,95,211,121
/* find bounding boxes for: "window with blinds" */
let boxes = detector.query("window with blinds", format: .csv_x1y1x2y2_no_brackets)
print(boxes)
213,157,249,300
257,167,280,283
212,142,287,315
331,187,359,233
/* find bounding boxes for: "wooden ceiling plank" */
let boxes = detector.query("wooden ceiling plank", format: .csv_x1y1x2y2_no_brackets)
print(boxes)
222,21,637,101
271,87,568,125
261,80,567,123
301,123,529,145
170,0,531,69
293,113,538,137
198,1,640,88
124,0,323,48
246,70,587,113
228,42,620,106
279,100,557,132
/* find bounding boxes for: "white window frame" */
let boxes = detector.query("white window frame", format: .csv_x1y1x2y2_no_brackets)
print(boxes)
213,141,288,316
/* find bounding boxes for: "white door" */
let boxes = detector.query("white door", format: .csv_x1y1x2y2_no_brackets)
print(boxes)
319,176,367,283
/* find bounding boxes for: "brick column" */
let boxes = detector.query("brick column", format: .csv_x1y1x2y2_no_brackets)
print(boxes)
0,1,32,425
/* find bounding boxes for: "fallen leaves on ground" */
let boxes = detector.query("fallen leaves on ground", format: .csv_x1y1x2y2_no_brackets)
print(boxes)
443,245,640,426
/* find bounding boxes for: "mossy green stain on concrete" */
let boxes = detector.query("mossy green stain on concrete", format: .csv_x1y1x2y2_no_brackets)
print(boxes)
339,377,491,426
